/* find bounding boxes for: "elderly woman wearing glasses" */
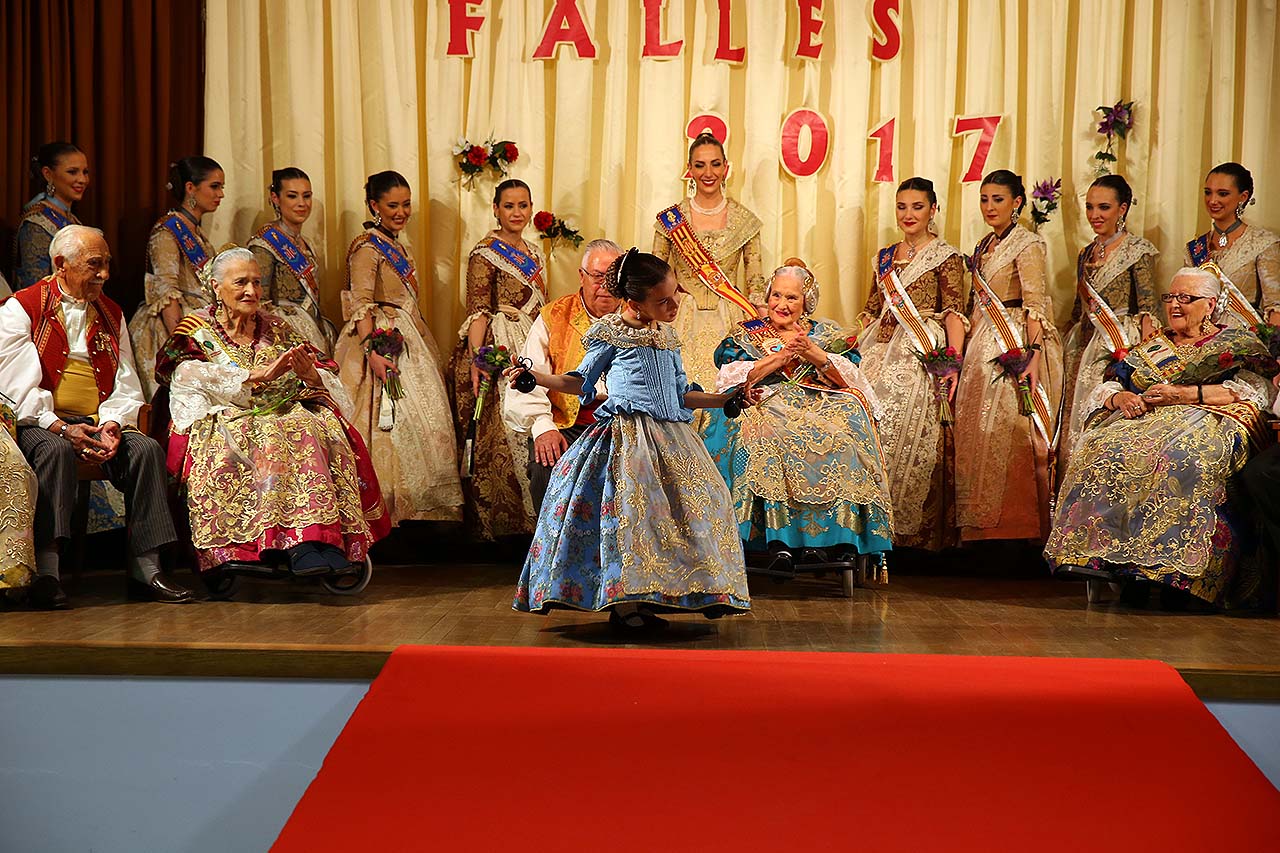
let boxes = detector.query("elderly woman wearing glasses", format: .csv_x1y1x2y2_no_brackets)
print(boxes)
1046,267,1277,610
701,262,893,573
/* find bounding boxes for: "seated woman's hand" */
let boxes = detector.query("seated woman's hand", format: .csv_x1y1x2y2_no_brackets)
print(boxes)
1140,383,1189,408
1111,390,1149,418
289,345,323,387
249,350,296,385
786,334,825,365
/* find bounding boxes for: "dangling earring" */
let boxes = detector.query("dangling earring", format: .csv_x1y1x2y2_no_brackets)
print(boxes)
686,176,697,198
184,194,197,212
373,211,383,228
1235,198,1251,219
1011,204,1023,224
45,181,56,198
1117,214,1127,232
271,201,281,218
928,213,938,235
721,162,732,191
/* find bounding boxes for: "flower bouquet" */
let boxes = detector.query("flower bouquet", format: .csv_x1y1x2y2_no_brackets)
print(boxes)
364,327,407,430
453,136,519,188
912,345,963,424
533,210,583,257
990,343,1040,416
461,344,514,477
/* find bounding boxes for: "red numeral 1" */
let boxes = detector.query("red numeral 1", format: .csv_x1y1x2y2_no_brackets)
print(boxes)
868,118,895,183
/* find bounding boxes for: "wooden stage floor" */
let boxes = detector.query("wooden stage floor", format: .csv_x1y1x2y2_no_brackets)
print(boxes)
2,561,1279,699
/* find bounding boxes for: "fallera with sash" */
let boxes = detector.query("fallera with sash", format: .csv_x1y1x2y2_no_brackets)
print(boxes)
857,239,967,549
1046,325,1277,607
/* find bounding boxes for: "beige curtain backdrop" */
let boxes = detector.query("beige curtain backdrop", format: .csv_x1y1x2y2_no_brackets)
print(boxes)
204,0,1280,345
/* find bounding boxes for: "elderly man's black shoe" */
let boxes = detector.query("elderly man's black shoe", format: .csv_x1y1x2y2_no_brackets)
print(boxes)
29,575,70,610
127,573,196,604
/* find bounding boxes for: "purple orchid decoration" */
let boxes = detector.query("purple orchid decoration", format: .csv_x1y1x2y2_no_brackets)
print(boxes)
1030,177,1063,229
1094,100,1136,174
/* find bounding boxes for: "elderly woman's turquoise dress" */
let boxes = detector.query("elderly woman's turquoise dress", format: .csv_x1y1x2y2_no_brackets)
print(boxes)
1045,326,1276,607
701,320,894,557
513,313,750,617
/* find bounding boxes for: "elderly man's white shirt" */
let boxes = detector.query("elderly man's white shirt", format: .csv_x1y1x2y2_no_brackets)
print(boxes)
502,293,608,439
0,295,145,429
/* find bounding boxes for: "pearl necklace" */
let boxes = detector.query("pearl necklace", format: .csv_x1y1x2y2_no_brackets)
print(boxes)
690,194,728,216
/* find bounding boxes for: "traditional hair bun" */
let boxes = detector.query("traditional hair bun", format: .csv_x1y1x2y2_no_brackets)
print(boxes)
783,256,808,269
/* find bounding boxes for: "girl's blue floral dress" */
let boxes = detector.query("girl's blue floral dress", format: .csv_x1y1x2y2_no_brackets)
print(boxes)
513,313,750,617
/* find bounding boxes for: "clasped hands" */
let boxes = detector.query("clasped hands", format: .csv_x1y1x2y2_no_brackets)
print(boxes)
63,420,122,463
1111,383,1188,419
251,343,324,387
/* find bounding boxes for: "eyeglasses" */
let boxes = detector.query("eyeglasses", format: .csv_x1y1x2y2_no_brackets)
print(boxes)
579,268,607,281
1160,293,1210,305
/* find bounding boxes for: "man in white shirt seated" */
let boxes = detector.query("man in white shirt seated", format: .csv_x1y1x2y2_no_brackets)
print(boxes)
0,225,193,608
504,238,620,512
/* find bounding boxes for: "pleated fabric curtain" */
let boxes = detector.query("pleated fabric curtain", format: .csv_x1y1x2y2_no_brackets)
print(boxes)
0,0,205,311
203,0,1280,341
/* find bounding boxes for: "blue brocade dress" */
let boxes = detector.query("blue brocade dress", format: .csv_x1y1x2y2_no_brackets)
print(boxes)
513,314,750,617
701,320,894,558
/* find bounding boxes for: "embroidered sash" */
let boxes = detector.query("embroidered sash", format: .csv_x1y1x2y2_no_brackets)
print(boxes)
27,199,72,234
876,246,940,355
1075,252,1131,352
161,214,210,271
257,224,320,306
969,263,1053,446
1186,234,1211,267
481,237,544,289
656,204,759,322
365,232,418,299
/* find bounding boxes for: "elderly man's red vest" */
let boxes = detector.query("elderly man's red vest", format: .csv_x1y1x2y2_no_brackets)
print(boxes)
12,275,123,402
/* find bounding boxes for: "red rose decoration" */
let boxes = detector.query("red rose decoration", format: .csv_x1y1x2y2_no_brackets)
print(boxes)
944,346,957,357
466,145,487,166
1112,348,1129,361
503,142,519,162
1008,347,1023,359
1218,352,1234,368
533,210,555,232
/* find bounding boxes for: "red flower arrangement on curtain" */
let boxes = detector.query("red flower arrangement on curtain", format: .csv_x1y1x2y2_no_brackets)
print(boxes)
454,135,520,188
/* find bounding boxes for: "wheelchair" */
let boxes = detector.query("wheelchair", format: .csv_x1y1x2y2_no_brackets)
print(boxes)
199,553,374,600
745,542,887,598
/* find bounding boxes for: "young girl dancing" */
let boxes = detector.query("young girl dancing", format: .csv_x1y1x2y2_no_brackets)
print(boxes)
507,249,754,630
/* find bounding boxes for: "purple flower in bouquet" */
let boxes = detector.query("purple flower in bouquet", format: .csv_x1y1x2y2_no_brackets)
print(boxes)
990,343,1041,416
471,344,515,421
912,345,963,424
363,327,407,400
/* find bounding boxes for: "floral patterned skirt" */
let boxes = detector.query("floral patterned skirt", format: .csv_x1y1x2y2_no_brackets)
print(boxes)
701,385,893,556
180,403,378,571
1045,405,1255,605
514,414,750,616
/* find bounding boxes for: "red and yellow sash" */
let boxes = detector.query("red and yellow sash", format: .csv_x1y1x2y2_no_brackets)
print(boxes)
656,204,757,319
970,264,1054,446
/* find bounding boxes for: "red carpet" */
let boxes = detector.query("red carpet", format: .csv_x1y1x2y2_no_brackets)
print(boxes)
274,646,1279,851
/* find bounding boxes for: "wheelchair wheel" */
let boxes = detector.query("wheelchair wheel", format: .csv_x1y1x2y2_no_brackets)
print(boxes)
322,556,373,596
841,568,856,598
202,570,242,601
